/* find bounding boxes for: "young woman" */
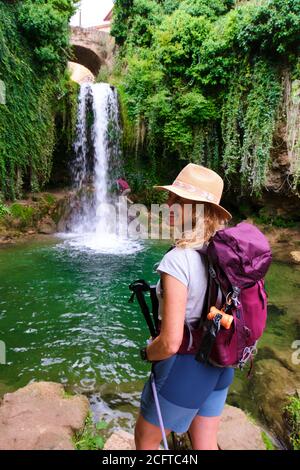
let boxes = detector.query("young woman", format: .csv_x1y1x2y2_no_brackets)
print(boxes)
135,163,234,450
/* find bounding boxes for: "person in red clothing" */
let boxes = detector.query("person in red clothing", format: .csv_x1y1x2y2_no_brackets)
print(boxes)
116,177,133,202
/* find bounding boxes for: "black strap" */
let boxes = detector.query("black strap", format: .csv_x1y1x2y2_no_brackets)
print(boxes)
129,280,157,338
198,253,210,327
150,285,159,334
195,314,222,363
195,251,220,327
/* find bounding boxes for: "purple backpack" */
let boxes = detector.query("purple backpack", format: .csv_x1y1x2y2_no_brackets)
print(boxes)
178,222,272,371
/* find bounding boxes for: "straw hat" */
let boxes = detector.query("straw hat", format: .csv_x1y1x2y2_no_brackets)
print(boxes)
154,163,232,220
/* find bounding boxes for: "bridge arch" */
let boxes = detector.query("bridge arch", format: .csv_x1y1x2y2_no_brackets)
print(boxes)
70,27,115,78
71,45,101,77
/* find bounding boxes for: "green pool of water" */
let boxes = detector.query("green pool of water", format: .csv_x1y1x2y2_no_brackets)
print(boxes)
0,237,299,436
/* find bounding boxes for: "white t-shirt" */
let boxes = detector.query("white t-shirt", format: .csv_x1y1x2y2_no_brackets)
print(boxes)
156,246,208,324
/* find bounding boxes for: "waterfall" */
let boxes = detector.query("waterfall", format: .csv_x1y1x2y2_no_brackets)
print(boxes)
72,83,90,190
61,82,142,254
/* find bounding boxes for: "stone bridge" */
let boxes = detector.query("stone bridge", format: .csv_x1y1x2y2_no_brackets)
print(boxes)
70,26,115,77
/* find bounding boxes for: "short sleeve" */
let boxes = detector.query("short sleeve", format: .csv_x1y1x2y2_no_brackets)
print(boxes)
156,247,189,287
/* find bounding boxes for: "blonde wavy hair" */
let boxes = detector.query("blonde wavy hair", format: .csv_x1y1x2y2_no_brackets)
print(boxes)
169,195,228,248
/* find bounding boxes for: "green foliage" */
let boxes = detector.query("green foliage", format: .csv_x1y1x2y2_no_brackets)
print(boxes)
161,0,181,15
261,431,276,450
1,193,60,231
110,0,134,45
17,0,76,74
73,413,108,451
124,167,168,206
0,202,10,219
10,203,34,225
124,49,164,119
0,2,77,199
253,212,298,228
191,10,241,86
222,59,282,194
284,394,300,450
179,0,234,19
110,0,300,195
111,0,163,48
153,10,210,80
235,0,300,55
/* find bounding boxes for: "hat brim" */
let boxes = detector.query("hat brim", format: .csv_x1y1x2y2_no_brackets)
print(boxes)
153,184,232,221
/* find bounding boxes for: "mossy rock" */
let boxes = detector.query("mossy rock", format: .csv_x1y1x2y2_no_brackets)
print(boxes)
249,358,300,448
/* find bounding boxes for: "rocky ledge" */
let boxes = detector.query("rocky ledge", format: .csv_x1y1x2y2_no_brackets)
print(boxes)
0,381,267,451
0,382,89,450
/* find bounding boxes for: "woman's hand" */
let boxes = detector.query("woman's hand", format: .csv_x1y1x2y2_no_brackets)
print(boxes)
146,272,187,362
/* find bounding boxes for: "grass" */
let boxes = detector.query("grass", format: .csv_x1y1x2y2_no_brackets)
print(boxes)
261,431,276,450
62,390,74,399
41,193,56,206
72,412,108,451
0,203,10,219
283,394,300,450
9,203,34,225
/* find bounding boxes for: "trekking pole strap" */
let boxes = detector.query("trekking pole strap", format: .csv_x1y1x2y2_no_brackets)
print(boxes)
129,280,157,338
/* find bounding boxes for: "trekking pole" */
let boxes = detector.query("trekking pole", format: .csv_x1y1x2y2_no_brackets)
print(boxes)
129,280,157,338
150,371,169,450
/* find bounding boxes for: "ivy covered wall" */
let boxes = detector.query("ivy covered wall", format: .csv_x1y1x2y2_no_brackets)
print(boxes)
0,0,77,200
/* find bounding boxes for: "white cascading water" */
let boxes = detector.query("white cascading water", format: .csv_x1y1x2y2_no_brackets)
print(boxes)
72,82,90,190
61,82,142,254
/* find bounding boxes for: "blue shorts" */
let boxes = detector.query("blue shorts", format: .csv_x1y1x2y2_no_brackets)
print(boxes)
140,354,234,434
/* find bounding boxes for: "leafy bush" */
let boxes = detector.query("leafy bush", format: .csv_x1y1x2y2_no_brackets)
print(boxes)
73,413,108,451
179,0,234,19
235,0,300,55
17,0,76,74
153,10,210,80
111,0,163,47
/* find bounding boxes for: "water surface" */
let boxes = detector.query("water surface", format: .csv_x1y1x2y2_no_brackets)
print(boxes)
0,237,298,437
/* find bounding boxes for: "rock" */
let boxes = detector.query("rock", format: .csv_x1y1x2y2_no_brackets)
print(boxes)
249,358,300,448
37,216,56,234
258,345,300,373
0,235,13,245
104,430,135,450
27,230,36,235
290,251,300,263
0,381,89,450
9,217,23,230
103,406,265,451
218,405,266,450
56,217,68,233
